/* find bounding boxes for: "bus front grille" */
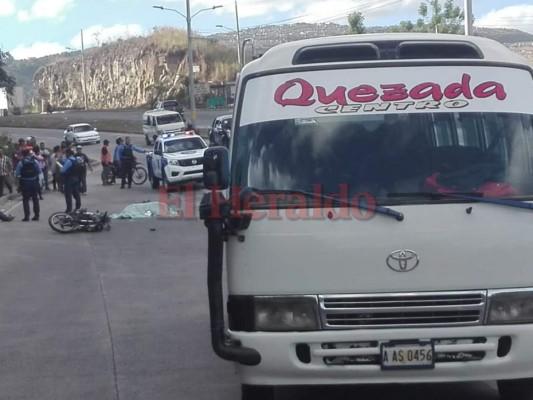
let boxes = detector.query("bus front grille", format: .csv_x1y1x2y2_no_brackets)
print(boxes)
320,291,486,329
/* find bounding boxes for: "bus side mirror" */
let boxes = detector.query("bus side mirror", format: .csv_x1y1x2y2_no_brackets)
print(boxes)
203,146,229,190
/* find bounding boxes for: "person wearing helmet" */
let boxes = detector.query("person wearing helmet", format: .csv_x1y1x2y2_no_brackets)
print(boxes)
22,138,33,151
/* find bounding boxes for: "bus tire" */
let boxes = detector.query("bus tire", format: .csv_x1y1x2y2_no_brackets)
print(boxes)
498,378,533,400
241,385,274,400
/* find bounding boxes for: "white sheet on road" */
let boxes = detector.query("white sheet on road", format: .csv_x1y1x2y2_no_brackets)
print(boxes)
110,202,181,219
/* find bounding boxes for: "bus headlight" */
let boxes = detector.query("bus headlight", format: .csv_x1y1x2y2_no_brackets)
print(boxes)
487,290,533,324
254,296,319,331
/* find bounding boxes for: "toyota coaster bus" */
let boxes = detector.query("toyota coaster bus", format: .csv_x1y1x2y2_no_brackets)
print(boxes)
200,33,533,400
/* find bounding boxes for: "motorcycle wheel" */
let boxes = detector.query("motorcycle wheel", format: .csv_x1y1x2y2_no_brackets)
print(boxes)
48,212,77,233
103,169,114,185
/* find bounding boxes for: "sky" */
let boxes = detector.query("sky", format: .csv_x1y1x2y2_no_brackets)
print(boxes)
0,0,532,60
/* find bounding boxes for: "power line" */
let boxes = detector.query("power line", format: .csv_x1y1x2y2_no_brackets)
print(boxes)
241,14,313,29
207,0,405,45
216,0,403,47
240,0,381,29
313,0,404,25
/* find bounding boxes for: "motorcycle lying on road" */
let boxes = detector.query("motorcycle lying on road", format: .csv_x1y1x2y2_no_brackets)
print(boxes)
48,209,111,233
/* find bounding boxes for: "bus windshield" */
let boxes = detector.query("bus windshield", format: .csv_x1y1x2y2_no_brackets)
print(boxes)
164,138,206,153
157,113,183,125
233,112,533,204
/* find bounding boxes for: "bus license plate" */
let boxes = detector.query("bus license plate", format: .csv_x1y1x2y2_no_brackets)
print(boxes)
381,341,434,370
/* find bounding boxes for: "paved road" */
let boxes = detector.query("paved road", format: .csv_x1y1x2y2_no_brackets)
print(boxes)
0,108,229,133
1,127,143,159
48,108,229,127
0,128,502,399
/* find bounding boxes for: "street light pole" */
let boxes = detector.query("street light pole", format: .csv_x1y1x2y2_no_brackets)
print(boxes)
242,38,254,66
153,4,222,126
185,0,196,124
234,0,242,67
81,29,88,110
216,24,241,67
464,0,473,35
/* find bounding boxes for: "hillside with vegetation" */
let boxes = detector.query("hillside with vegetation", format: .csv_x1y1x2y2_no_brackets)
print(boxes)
212,22,533,60
7,27,239,111
4,23,533,111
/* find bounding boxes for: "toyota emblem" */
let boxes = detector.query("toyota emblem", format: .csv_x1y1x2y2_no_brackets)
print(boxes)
386,250,420,272
192,159,197,165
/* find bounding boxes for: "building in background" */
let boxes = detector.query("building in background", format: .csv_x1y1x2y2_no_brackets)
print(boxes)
0,86,24,116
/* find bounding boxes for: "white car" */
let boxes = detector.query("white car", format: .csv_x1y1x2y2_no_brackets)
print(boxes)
64,123,101,145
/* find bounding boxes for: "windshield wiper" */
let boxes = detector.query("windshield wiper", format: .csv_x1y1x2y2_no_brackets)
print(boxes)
249,188,404,221
389,192,533,211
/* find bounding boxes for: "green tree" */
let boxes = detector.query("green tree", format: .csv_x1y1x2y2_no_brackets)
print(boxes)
0,133,14,157
389,0,464,34
348,11,366,34
418,0,464,33
0,50,16,96
400,20,415,32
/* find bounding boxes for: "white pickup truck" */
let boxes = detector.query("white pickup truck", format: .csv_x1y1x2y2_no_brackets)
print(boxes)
146,132,208,189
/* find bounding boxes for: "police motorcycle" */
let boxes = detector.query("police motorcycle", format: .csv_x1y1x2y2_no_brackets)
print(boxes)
219,119,231,148
48,209,111,233
209,119,231,148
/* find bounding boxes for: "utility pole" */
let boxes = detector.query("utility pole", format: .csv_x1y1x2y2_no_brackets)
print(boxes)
235,0,241,67
464,0,473,35
153,3,222,125
81,29,88,110
186,0,196,124
242,39,254,65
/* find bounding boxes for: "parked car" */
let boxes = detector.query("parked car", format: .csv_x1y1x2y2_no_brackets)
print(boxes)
207,114,232,147
64,123,101,145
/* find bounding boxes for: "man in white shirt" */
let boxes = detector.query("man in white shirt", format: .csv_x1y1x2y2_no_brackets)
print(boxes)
0,148,13,197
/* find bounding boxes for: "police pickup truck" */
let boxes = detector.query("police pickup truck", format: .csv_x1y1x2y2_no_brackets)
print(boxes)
146,132,208,189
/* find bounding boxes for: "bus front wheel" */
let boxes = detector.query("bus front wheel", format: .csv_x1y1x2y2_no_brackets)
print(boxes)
498,378,533,400
241,384,274,400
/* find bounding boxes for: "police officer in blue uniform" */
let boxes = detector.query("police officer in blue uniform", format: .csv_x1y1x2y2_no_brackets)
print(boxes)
60,148,82,213
118,136,146,189
15,149,41,221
